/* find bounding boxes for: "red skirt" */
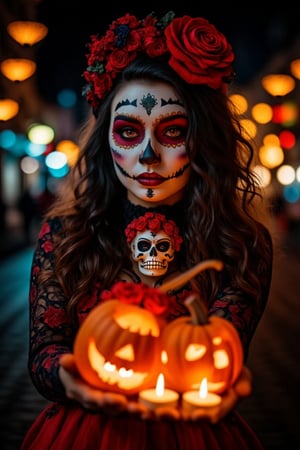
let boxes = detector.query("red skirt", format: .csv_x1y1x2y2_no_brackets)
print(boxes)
21,402,264,450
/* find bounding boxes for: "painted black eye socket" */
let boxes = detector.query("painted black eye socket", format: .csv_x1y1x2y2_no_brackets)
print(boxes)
156,241,171,252
137,240,151,252
137,240,171,252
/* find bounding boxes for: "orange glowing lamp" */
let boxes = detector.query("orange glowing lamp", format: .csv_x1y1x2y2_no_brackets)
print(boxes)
1,58,36,82
7,21,48,46
0,98,19,121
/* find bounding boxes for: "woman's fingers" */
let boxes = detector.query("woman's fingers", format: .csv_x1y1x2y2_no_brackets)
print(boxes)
59,353,78,375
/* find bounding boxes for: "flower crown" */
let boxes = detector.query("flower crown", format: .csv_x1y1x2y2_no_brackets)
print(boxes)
82,11,235,111
125,212,183,252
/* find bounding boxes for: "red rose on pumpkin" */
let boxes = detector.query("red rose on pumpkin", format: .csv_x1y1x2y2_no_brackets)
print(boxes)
165,16,234,89
110,281,145,306
100,281,169,317
142,287,169,315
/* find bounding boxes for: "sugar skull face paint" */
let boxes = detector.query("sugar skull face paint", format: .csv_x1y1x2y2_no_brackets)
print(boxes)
109,80,191,207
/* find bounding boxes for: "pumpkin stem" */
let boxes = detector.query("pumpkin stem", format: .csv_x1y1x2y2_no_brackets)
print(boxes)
160,259,223,293
184,294,208,325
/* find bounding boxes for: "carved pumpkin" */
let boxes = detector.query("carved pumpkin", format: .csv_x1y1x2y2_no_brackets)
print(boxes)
160,295,244,394
74,300,162,395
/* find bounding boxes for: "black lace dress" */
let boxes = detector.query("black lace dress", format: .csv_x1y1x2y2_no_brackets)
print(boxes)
21,201,272,450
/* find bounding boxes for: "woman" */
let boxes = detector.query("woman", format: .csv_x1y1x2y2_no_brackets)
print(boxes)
21,11,273,449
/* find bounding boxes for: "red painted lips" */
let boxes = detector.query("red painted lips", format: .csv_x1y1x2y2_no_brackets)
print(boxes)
136,172,165,186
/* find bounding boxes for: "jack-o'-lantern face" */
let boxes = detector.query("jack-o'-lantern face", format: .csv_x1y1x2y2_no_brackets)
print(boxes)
74,300,162,395
160,315,244,393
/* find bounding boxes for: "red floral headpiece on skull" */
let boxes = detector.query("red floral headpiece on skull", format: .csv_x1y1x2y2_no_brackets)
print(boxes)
124,211,183,252
82,11,235,112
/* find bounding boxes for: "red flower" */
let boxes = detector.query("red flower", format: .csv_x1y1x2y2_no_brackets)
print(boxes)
41,239,54,253
124,212,183,252
142,287,169,315
100,281,169,317
82,11,235,110
148,218,161,233
164,16,234,89
106,49,136,72
110,281,145,306
43,306,66,327
38,221,50,239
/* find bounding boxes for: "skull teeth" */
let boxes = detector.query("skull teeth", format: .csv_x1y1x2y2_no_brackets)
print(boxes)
142,261,166,269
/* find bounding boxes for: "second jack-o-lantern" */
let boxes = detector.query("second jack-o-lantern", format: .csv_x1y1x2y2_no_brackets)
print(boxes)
160,295,244,393
74,299,162,395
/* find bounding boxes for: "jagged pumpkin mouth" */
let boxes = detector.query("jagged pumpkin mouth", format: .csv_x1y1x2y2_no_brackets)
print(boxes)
88,339,148,390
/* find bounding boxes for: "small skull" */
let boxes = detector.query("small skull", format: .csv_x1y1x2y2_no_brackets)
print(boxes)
131,229,175,277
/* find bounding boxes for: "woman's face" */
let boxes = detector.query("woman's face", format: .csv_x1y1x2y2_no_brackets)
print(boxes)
109,80,190,207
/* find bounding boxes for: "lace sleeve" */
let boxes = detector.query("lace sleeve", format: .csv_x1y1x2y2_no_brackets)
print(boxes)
28,218,75,401
208,229,273,360
208,289,260,360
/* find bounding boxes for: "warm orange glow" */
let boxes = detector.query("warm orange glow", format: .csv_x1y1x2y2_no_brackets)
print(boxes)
139,373,179,409
115,308,160,336
0,98,19,121
7,21,48,46
259,144,284,169
261,74,295,96
1,58,36,82
213,349,229,369
251,102,273,124
272,102,298,126
182,377,222,409
185,344,206,361
56,139,80,166
229,94,248,115
290,59,300,80
240,118,257,139
74,299,162,395
87,339,145,390
155,373,165,396
199,377,208,398
263,133,280,146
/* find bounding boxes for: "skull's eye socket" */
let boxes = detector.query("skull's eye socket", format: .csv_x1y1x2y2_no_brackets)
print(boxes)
156,240,171,252
137,240,151,252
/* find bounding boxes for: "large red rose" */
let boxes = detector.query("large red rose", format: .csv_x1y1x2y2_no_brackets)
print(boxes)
164,16,234,89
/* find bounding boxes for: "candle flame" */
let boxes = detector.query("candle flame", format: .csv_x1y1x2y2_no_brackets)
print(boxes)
155,373,165,397
199,378,208,399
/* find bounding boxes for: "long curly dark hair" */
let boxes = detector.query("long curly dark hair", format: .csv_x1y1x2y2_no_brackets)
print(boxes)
43,55,272,313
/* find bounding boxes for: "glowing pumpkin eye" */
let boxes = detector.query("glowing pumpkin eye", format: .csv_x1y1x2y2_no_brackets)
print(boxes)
114,311,160,336
115,344,135,361
213,350,229,369
161,350,168,364
212,336,222,345
185,344,207,361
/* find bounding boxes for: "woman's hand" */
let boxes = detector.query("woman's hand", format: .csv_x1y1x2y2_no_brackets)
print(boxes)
179,366,253,424
59,354,252,423
128,366,253,423
59,353,128,415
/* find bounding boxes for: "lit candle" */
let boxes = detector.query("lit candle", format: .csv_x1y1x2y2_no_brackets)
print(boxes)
182,378,222,411
139,373,179,410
